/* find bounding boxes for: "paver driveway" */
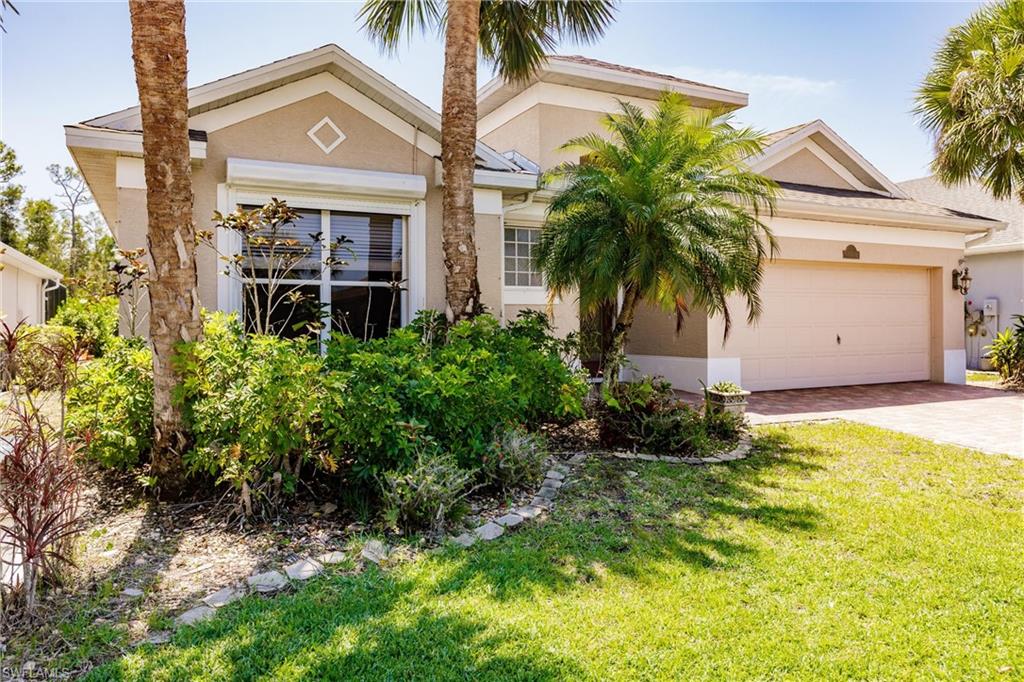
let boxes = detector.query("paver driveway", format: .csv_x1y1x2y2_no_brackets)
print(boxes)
745,382,1023,458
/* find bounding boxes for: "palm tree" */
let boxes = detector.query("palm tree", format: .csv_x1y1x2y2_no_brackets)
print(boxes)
915,0,1024,201
536,93,778,383
129,0,203,493
359,0,617,321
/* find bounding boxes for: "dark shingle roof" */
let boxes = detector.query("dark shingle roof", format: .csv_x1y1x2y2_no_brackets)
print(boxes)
899,176,1022,247
779,182,1002,223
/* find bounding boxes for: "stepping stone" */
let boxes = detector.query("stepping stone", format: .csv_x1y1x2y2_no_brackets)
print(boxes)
247,570,288,593
536,486,557,500
636,454,659,462
495,513,524,528
626,470,638,478
543,477,564,489
121,587,144,599
145,631,171,646
530,496,552,509
451,532,477,548
474,522,505,541
175,605,215,627
514,505,545,520
681,457,704,465
203,586,244,608
317,550,347,565
660,456,682,463
361,540,390,565
545,470,566,481
285,558,323,581
568,453,588,465
614,452,636,460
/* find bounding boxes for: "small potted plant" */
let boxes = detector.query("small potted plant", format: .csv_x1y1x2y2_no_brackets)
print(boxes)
704,380,751,416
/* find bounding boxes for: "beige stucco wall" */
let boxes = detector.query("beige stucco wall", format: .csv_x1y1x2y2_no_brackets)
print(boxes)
503,302,578,338
479,106,541,170
764,148,855,190
112,90,541,334
626,302,708,358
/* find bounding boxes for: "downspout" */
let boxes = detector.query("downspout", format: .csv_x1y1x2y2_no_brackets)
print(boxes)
502,190,536,214
42,278,61,322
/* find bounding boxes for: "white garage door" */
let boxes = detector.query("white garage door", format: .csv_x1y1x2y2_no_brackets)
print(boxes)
724,261,931,391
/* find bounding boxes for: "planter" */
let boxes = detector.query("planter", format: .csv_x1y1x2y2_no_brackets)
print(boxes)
705,388,751,416
979,356,995,372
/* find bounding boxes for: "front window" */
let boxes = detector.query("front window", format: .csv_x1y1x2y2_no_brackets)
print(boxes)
241,205,405,340
504,226,542,287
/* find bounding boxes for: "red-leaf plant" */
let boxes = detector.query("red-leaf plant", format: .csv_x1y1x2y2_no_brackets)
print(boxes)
0,402,83,615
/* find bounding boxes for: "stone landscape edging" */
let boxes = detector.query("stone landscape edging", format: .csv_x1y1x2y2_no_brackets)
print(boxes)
156,432,753,643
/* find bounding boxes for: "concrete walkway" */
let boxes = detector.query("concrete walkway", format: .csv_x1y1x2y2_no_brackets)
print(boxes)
745,382,1023,458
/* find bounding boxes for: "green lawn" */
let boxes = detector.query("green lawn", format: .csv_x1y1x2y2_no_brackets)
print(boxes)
967,370,1002,385
88,423,1024,681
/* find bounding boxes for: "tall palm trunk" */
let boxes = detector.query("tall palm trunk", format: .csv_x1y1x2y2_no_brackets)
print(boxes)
440,0,482,322
604,286,639,385
129,0,202,494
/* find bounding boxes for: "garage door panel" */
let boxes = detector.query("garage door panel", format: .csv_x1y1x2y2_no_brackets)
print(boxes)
724,262,931,391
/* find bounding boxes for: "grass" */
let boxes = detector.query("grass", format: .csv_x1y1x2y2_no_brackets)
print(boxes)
967,370,1002,384
85,422,1024,681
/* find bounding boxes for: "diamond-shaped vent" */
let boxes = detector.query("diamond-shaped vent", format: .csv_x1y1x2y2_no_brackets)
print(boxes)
307,116,346,154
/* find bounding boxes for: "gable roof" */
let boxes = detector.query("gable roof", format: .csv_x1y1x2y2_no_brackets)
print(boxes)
477,54,749,119
751,120,908,199
78,44,519,173
1,242,61,281
900,176,1022,253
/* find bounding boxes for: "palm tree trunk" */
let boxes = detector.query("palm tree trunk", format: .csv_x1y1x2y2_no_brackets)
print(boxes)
603,286,639,386
440,0,482,322
129,0,202,495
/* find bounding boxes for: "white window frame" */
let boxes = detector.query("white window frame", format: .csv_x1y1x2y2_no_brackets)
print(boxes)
216,184,426,339
502,223,548,305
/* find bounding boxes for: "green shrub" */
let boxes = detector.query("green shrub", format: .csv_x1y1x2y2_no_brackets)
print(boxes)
322,312,587,480
380,447,470,534
66,337,153,468
481,425,547,490
176,313,326,512
988,315,1024,387
51,296,118,357
598,376,740,455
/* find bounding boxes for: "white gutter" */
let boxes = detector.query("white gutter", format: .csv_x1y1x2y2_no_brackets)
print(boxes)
966,240,1024,255
0,243,62,281
65,125,208,160
472,169,539,191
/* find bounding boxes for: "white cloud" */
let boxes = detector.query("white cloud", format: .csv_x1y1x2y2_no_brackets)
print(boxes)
645,65,839,97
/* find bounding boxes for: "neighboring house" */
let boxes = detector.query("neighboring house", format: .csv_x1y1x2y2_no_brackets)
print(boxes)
66,45,1002,392
900,176,1024,369
0,243,61,326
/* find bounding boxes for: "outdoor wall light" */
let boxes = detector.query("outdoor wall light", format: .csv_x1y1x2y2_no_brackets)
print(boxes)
952,266,972,295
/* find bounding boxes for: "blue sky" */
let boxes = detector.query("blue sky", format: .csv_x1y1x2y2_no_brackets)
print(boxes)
1,1,979,207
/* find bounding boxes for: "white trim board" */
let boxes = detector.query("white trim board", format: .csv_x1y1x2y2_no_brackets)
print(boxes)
752,138,872,194
226,157,426,200
768,216,966,249
65,125,207,159
750,120,908,199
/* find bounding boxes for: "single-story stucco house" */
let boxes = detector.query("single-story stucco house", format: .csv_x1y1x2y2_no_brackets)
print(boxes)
900,176,1024,370
0,242,62,326
65,44,1003,392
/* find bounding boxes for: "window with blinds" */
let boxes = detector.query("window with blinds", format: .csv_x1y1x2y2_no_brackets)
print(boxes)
239,205,405,340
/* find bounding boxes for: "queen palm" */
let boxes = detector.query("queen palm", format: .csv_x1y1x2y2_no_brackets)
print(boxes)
915,0,1024,201
359,0,616,321
536,93,778,383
